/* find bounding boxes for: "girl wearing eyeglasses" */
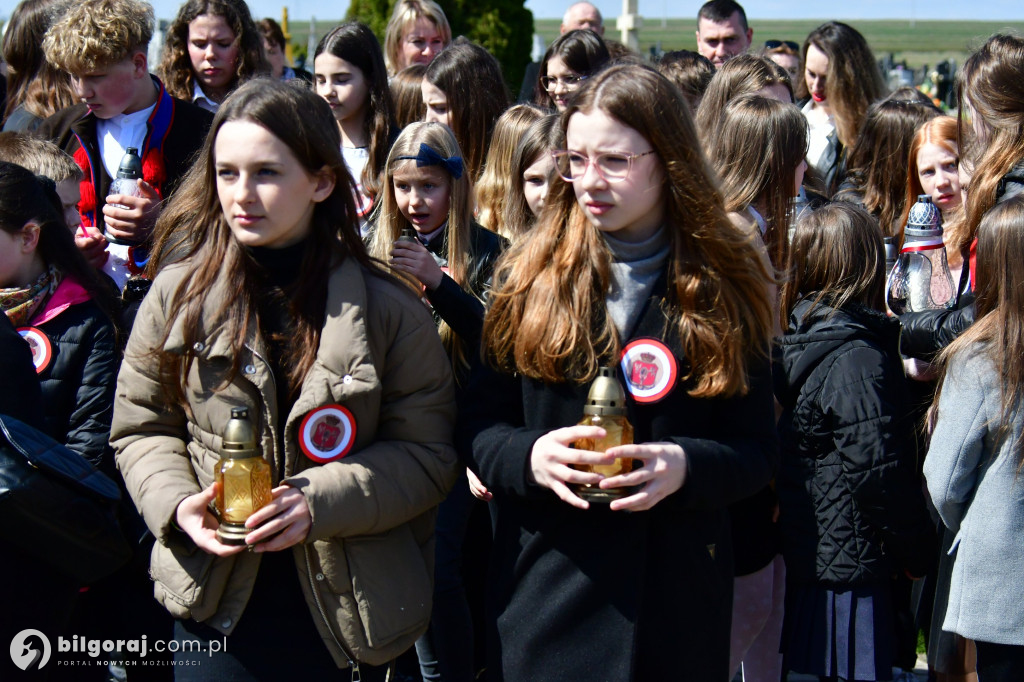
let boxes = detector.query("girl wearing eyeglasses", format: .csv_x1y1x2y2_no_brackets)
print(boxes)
460,63,777,681
534,29,610,112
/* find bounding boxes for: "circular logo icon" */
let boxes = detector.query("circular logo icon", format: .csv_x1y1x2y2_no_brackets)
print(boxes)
17,327,53,374
299,405,356,463
619,338,678,403
10,629,51,671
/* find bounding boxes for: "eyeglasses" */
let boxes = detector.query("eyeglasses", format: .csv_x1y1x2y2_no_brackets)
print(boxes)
550,149,656,183
764,40,800,51
541,74,587,91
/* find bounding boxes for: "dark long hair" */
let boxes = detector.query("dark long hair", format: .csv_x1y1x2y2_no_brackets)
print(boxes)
158,0,268,102
314,22,396,201
424,38,510,181
0,161,120,331
534,29,610,108
149,79,381,402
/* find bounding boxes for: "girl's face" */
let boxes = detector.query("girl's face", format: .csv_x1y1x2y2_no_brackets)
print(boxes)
314,53,369,126
263,38,286,79
0,223,41,288
916,142,961,214
565,108,664,243
804,43,829,107
215,120,333,249
523,152,554,217
393,162,451,235
544,56,584,112
187,14,239,100
421,80,451,128
768,52,800,81
399,17,445,70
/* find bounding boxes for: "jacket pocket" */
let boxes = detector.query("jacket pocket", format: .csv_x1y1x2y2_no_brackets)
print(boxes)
150,540,215,618
344,524,432,649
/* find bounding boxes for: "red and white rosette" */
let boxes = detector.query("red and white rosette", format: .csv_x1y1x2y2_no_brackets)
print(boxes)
299,404,357,463
619,338,678,403
17,326,53,374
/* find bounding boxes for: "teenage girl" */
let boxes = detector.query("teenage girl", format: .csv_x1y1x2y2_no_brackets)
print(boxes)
423,39,511,182
369,121,506,681
925,196,1024,682
314,22,397,228
0,161,119,469
111,80,457,681
796,22,887,193
391,64,427,128
775,203,935,682
695,55,794,145
461,62,778,681
476,104,545,238
535,29,610,112
500,113,561,240
159,0,268,111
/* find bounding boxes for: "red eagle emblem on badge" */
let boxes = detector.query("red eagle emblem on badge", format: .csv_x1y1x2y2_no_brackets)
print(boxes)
628,352,659,390
311,416,342,451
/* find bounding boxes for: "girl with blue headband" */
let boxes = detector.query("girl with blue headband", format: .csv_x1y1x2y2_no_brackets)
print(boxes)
369,120,506,680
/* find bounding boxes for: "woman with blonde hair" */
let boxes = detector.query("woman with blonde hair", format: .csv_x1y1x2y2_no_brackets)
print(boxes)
383,0,451,74
476,104,546,237
460,62,777,681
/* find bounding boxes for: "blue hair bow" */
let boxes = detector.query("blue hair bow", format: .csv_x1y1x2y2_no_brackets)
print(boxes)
396,143,464,180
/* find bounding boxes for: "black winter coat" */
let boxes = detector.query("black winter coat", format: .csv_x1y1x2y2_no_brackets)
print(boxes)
774,299,935,587
458,276,778,682
0,313,44,429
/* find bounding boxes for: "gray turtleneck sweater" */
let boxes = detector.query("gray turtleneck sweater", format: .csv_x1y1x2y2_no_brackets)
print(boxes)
604,227,670,340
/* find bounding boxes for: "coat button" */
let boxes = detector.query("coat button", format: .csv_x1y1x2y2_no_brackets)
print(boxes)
315,573,325,581
221,618,232,628
193,342,205,352
342,374,353,384
244,364,256,374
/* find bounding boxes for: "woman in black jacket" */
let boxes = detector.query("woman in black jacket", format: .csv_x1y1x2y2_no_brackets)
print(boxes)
459,63,777,682
775,204,935,682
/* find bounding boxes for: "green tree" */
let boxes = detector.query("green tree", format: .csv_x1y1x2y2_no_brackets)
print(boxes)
346,0,534,92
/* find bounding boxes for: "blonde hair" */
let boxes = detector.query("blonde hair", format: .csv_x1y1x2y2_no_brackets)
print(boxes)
476,104,546,238
383,0,451,74
0,132,83,183
42,0,153,74
370,122,475,367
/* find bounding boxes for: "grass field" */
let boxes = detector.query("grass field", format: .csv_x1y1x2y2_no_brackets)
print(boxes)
283,18,1024,71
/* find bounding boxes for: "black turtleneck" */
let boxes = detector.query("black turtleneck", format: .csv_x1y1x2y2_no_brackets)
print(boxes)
246,240,306,431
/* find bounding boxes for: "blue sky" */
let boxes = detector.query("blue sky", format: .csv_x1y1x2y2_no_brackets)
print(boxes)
79,0,1024,23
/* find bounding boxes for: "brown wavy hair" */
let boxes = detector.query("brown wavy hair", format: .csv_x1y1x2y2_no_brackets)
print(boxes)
501,113,562,240
3,0,77,124
932,196,1024,469
158,0,268,103
795,22,887,150
705,94,808,274
484,63,773,396
148,79,377,403
840,97,939,242
955,33,1024,256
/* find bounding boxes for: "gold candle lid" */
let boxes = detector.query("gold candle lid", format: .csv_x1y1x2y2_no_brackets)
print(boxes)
583,367,627,416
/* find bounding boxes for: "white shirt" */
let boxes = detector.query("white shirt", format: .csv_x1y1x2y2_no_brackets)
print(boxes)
97,104,155,179
801,99,837,182
192,81,219,113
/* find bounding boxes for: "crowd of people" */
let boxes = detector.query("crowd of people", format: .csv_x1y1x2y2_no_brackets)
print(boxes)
1,0,1023,680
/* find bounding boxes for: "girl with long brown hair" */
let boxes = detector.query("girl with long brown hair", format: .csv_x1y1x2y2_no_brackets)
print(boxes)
110,80,457,681
796,21,887,193
476,103,546,238
925,196,1024,680
459,62,777,681
695,54,793,145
